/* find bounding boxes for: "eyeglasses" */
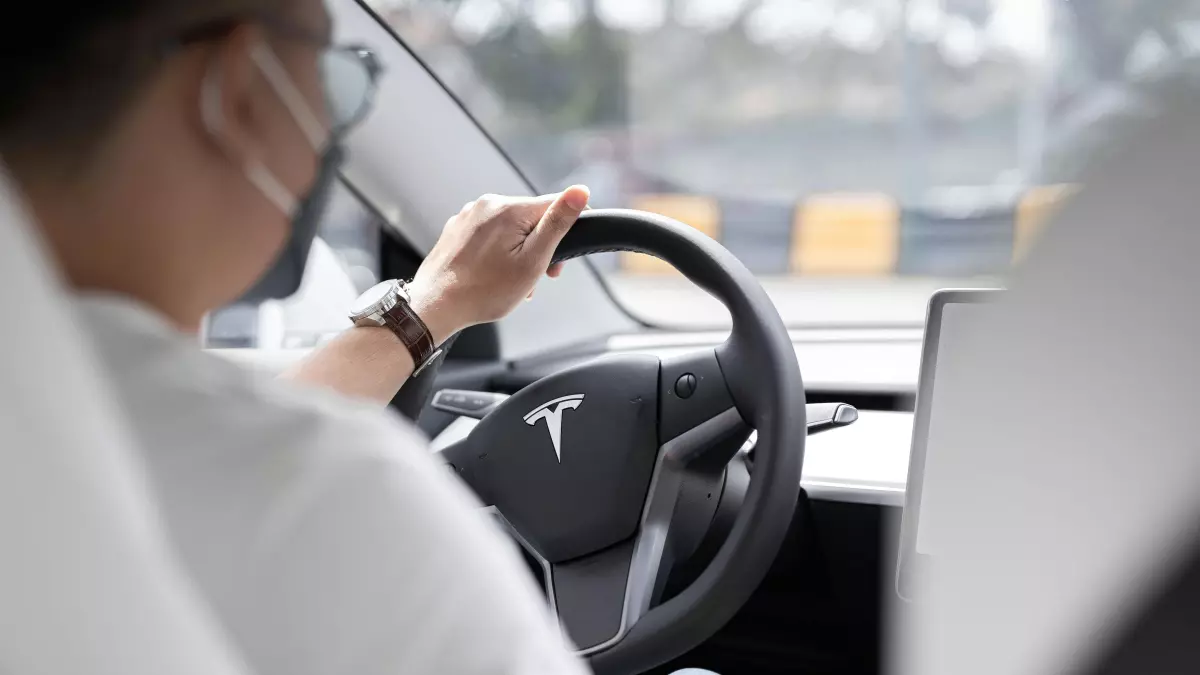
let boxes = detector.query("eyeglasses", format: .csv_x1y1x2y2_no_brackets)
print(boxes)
320,45,381,137
173,17,383,139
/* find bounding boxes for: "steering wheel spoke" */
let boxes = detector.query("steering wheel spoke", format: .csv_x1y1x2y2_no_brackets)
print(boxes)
551,538,641,652
657,348,749,462
483,405,749,655
488,512,653,654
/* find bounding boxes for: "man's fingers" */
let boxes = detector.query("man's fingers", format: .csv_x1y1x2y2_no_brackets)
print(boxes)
547,262,564,278
528,185,589,250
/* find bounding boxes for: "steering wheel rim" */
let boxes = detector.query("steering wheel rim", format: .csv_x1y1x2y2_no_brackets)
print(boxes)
443,209,806,674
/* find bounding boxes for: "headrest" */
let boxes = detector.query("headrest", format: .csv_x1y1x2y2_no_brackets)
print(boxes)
0,164,249,675
914,90,1200,675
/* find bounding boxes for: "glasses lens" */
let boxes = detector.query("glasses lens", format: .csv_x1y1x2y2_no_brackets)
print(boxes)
321,49,374,134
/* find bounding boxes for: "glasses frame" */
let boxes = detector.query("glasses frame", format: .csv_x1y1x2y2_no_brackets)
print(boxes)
170,16,383,139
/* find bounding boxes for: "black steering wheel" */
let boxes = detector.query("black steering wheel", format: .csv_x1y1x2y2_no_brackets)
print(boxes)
438,209,807,674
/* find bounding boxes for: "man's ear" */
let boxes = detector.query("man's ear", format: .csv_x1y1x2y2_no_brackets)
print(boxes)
198,24,271,166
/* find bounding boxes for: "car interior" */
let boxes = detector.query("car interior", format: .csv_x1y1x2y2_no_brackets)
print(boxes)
212,1,1200,673
210,4,924,670
7,1,1200,674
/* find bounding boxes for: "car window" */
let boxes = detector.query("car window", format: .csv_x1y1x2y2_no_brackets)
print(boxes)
204,180,381,349
369,0,1200,327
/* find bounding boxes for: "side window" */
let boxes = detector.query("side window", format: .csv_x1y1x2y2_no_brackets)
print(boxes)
204,181,381,350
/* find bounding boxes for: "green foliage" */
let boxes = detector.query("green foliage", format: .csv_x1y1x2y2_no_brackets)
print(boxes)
453,16,628,129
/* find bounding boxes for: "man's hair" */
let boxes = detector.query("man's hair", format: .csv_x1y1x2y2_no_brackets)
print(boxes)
0,1,280,169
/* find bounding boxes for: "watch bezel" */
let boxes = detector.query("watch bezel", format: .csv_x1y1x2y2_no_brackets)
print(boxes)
348,279,403,324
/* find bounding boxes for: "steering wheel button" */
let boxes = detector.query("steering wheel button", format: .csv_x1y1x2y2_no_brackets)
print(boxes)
674,373,697,399
466,395,493,410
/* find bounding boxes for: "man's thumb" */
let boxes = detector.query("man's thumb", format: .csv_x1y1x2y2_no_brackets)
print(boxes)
531,185,590,247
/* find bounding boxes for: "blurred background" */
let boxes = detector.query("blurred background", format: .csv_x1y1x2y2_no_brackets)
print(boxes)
211,0,1200,344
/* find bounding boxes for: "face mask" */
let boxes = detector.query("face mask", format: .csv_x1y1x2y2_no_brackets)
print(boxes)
239,142,344,301
203,42,344,302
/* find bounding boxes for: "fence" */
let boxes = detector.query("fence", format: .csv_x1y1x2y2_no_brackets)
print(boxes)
605,185,1073,276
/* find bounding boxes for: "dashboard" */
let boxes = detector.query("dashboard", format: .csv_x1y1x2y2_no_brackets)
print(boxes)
218,326,921,509
432,409,912,507
605,328,925,395
428,326,922,507
215,327,914,673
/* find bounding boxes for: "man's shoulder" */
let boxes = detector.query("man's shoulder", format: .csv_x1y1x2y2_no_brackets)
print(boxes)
76,293,431,502
122,340,425,471
75,297,588,675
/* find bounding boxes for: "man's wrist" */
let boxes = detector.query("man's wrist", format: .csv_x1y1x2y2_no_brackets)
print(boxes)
404,281,461,348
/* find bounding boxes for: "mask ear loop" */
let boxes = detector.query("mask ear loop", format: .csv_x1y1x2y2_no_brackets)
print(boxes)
249,41,329,152
200,58,299,217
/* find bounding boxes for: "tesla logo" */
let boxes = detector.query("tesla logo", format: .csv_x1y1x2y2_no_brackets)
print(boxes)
523,394,585,462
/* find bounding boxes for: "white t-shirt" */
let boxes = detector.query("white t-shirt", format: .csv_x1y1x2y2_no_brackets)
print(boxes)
75,293,589,675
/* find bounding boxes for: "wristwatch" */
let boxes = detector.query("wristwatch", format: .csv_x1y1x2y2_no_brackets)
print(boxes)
348,279,443,376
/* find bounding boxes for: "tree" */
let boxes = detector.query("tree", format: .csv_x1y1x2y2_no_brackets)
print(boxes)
1063,0,1196,82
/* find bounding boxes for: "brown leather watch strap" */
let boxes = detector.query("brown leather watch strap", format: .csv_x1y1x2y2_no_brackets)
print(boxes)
380,299,436,370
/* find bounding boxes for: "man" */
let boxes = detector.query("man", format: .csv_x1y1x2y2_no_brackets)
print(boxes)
2,1,592,674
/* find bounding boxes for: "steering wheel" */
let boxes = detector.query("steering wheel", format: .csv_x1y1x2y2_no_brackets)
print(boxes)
438,209,807,675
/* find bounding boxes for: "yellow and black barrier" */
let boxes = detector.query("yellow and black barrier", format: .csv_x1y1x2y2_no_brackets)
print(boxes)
620,195,721,274
614,186,1074,276
1014,184,1075,263
792,193,899,275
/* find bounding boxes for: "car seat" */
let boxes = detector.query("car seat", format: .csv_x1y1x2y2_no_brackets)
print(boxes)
0,163,251,675
913,84,1200,675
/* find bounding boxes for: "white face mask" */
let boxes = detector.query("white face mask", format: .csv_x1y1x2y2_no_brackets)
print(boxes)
201,40,346,302
201,41,330,218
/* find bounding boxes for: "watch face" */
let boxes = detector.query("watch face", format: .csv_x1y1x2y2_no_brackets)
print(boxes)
349,280,397,316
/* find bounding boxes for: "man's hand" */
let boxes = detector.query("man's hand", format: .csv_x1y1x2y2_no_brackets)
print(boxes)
282,186,588,405
405,185,590,344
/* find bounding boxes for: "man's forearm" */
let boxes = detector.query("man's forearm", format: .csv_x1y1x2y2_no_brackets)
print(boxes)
282,326,416,405
281,289,457,405
279,186,588,406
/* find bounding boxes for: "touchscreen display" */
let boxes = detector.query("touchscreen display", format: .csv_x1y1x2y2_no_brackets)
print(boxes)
914,302,988,556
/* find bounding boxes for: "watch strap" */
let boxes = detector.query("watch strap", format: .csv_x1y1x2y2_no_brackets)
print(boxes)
380,298,437,371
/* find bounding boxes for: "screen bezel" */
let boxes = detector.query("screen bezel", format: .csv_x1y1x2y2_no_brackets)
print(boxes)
896,289,1003,602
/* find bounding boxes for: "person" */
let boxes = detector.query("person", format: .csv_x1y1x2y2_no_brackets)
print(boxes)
1,1,593,674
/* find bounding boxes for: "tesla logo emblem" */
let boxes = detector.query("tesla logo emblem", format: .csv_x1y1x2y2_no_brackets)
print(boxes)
524,394,585,462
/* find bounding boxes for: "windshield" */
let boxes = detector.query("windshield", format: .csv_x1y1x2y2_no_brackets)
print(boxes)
371,0,1200,327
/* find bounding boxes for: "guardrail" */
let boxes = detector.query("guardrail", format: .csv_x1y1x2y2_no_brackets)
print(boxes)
605,186,1073,276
